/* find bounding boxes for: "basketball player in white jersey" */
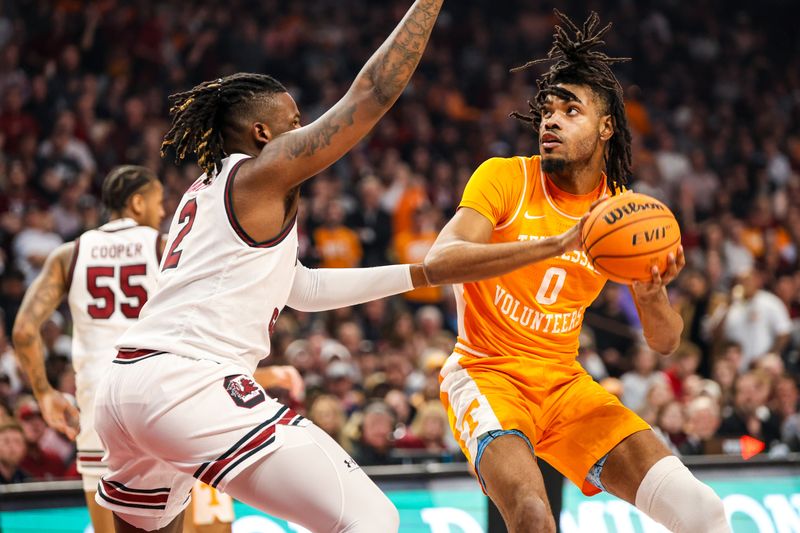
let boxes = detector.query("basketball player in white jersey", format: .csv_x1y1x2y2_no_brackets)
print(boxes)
12,166,302,533
92,1,443,531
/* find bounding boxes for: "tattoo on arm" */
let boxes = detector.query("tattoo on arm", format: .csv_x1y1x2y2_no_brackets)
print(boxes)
267,0,441,181
12,248,70,396
284,103,357,160
367,0,442,106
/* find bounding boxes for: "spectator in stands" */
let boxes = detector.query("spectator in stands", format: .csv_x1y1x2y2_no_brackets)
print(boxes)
675,269,720,376
720,269,792,371
314,199,362,269
0,420,28,483
711,356,738,412
576,329,608,382
0,85,38,155
717,371,782,452
308,395,348,450
682,149,719,221
639,380,675,426
407,401,451,454
12,207,62,286
0,270,25,334
335,321,365,362
15,397,69,480
680,396,723,455
323,359,362,414
37,111,95,181
664,342,702,401
585,284,637,376
351,176,392,267
621,344,668,412
394,206,444,309
352,401,398,466
384,389,414,429
415,349,447,404
774,374,800,451
654,400,687,452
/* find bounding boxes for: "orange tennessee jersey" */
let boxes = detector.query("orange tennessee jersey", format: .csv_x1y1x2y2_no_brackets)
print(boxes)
455,156,614,362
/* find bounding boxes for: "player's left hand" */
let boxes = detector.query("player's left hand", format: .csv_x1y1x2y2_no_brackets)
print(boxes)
631,246,685,302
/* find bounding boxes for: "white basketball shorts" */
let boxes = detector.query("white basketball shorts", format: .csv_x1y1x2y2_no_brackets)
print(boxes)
93,350,308,529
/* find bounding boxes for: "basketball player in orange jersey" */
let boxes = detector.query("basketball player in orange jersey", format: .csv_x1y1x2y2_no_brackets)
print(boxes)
424,12,729,533
12,167,303,533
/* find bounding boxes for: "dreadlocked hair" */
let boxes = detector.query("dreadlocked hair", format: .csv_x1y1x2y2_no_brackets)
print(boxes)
511,10,632,194
101,165,157,212
161,73,287,182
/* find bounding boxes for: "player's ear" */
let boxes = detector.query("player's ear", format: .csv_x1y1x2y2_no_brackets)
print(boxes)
599,115,614,142
253,122,273,146
129,192,145,216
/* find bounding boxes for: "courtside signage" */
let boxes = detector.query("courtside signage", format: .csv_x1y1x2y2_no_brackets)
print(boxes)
2,477,798,532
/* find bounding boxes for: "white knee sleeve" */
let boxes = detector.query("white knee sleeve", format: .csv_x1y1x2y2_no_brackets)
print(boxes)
635,456,730,533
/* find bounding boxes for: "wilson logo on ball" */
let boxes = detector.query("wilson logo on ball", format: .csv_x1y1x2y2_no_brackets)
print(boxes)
632,225,671,246
582,193,681,284
603,201,666,225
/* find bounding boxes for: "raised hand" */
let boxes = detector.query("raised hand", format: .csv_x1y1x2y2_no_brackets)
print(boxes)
631,246,686,303
559,195,610,253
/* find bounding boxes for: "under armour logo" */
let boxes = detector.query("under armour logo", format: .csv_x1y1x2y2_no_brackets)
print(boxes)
344,458,358,470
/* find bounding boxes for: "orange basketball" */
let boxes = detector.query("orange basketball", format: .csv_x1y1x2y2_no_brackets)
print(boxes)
581,193,681,284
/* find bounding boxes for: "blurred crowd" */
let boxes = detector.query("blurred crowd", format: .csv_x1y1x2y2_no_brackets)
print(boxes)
2,0,800,484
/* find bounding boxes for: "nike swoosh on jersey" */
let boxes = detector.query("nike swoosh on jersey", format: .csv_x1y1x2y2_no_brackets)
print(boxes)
524,212,546,220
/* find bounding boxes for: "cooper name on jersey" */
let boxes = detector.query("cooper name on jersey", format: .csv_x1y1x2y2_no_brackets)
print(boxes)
90,243,146,259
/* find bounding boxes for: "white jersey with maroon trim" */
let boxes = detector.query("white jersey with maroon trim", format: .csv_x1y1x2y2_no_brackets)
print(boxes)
67,218,161,388
117,153,298,372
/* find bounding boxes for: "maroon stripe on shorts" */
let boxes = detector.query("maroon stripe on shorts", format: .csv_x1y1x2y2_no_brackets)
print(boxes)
101,480,169,504
199,409,296,486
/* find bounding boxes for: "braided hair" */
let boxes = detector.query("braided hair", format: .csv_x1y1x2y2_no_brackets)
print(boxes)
101,165,157,213
511,10,632,194
161,73,287,182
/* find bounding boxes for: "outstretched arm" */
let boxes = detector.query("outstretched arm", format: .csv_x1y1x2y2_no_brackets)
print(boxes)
251,0,444,192
423,208,583,285
12,243,80,440
286,262,428,313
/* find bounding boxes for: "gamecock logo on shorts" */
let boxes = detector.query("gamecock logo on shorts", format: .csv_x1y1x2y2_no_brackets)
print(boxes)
223,375,266,409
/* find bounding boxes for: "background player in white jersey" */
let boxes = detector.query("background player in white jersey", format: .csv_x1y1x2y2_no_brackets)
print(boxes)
94,1,443,532
12,165,164,532
11,166,302,533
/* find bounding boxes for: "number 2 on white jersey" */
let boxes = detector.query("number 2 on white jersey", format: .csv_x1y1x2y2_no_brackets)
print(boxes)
535,267,566,305
162,199,197,271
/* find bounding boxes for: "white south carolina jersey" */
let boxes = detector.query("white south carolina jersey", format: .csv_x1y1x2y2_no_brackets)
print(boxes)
67,217,161,483
117,153,298,373
67,218,161,388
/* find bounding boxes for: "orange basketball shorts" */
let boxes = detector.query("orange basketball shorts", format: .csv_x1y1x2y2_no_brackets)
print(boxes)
440,351,651,496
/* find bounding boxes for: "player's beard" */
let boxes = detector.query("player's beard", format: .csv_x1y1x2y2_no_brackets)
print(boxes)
541,156,568,174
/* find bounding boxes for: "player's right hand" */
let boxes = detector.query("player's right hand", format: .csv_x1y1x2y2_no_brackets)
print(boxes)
558,217,587,253
559,195,611,252
37,389,80,441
